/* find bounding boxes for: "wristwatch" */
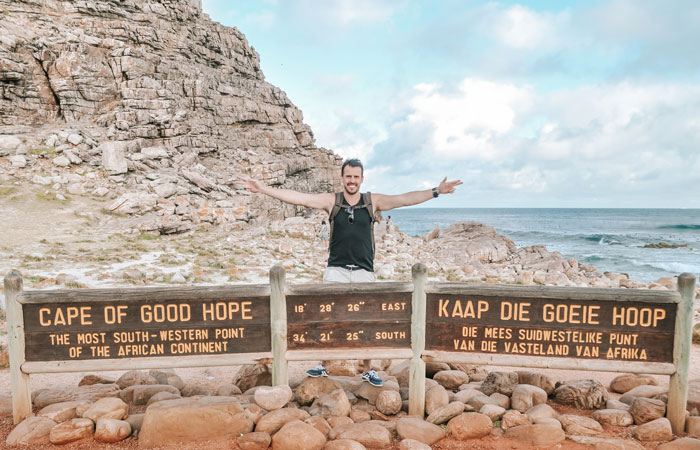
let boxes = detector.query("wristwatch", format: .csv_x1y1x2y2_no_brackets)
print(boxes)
432,187,439,198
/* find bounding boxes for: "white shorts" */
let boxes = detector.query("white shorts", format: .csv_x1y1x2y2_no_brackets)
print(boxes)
323,266,376,283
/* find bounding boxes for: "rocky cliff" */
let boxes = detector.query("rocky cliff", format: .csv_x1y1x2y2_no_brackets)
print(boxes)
0,0,342,232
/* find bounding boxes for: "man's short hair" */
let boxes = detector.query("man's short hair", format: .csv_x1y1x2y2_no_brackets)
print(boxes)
341,158,363,175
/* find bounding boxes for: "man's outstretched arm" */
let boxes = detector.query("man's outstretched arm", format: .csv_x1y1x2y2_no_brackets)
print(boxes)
373,177,462,211
244,178,335,213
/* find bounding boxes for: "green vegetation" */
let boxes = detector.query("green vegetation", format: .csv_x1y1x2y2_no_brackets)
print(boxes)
693,323,700,344
445,269,462,282
22,254,44,262
36,191,70,203
29,146,56,156
0,186,17,196
25,275,48,284
138,232,161,241
100,208,128,217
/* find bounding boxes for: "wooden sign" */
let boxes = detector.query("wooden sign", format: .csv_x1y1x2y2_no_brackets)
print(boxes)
286,292,411,350
22,296,271,361
426,293,676,363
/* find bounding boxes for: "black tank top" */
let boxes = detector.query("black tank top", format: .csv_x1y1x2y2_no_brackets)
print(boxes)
327,197,374,272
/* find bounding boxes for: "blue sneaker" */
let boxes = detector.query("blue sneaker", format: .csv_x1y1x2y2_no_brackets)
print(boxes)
361,369,383,387
306,365,329,378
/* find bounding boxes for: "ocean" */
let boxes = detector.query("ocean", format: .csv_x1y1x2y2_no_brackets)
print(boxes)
387,208,700,284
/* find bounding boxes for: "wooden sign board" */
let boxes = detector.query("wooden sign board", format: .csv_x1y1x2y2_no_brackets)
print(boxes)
426,294,676,363
286,292,411,350
22,296,271,361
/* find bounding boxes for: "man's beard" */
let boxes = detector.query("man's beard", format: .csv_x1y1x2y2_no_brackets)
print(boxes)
344,184,359,194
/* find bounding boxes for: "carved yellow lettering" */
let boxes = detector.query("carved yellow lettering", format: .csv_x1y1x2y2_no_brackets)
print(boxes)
439,298,450,317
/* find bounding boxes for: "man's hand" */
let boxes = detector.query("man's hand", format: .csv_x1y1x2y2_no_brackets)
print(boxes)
437,177,463,194
243,178,263,193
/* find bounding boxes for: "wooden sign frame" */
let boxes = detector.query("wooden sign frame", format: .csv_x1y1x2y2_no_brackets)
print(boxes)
4,276,274,424
4,266,695,434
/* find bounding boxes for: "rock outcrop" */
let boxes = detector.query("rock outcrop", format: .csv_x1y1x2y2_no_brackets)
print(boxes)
0,0,341,232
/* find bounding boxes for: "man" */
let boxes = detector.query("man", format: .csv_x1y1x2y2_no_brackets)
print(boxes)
244,158,462,384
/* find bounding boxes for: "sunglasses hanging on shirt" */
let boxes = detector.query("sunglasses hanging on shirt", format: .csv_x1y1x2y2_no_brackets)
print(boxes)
346,206,355,224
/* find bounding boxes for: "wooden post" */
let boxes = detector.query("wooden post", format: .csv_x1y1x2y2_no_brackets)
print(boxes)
270,265,288,386
4,272,32,423
668,273,696,434
409,263,427,417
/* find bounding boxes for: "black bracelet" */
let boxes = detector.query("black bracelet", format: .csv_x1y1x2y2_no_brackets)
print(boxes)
432,187,439,198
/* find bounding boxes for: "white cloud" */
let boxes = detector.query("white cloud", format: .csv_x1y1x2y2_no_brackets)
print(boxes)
398,78,533,160
505,166,547,192
280,0,401,28
537,82,700,161
369,78,700,206
494,5,555,50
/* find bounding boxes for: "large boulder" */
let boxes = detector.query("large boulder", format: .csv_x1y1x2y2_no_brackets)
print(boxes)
688,416,700,438
271,420,326,450
396,417,445,445
609,374,658,394
233,364,272,392
375,390,402,416
426,401,465,425
629,397,666,424
329,423,393,449
354,379,400,405
505,424,565,446
480,371,519,396
49,418,94,445
632,417,672,441
306,416,332,437
433,370,469,390
255,407,311,434
309,389,352,418
619,385,666,404
511,384,547,412
82,397,129,421
100,141,129,174
517,371,555,394
295,377,343,406
553,379,608,409
6,416,56,445
116,370,157,389
525,403,557,422
479,404,506,421
557,414,603,436
501,410,531,429
33,384,120,409
94,418,131,443
591,409,634,427
254,385,293,411
238,432,272,450
138,396,253,447
425,385,449,415
37,400,89,422
447,412,492,440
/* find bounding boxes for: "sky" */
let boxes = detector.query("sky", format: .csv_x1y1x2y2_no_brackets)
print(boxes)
201,0,700,208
